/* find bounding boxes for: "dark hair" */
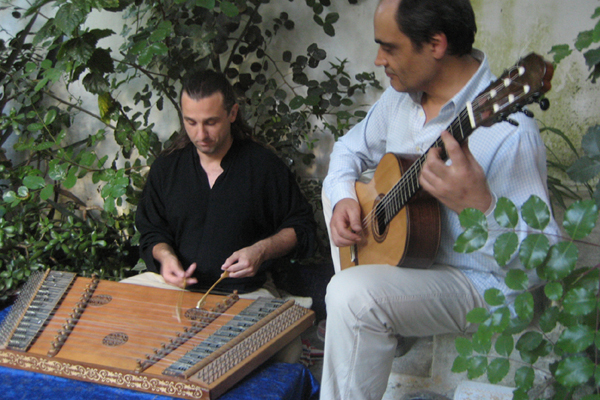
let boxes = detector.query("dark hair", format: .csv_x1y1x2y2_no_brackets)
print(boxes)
166,69,252,153
396,0,476,57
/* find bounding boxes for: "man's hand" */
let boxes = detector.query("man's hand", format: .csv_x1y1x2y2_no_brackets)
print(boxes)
152,243,198,288
419,130,492,214
221,227,297,278
330,198,363,247
221,243,266,278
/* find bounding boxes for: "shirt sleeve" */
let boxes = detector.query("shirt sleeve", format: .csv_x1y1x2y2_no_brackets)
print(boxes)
135,159,175,273
264,157,318,261
323,89,396,207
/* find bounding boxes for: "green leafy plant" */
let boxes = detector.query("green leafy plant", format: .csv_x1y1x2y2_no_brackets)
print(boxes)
0,0,382,302
542,124,600,210
452,196,600,399
549,6,600,83
545,6,600,209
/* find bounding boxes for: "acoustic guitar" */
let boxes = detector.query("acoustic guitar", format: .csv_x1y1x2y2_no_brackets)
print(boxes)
339,53,554,270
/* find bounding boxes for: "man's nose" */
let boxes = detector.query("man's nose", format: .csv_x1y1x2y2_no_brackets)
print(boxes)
374,48,386,67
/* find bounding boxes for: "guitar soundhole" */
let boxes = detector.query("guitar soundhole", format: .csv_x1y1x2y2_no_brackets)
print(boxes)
372,196,389,243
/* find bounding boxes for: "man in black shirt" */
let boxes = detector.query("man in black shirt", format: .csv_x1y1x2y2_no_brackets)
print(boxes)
133,69,316,295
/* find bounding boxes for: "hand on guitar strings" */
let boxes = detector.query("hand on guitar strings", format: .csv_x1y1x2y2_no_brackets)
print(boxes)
330,198,364,247
419,130,492,215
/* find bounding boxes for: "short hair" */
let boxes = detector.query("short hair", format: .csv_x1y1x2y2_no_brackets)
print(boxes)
396,0,477,56
166,69,252,153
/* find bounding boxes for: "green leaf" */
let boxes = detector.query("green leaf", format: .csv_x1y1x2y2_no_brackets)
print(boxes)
494,232,518,266
455,336,473,357
505,269,528,291
514,366,535,391
466,307,489,324
494,197,518,228
567,156,600,182
514,291,534,321
582,125,600,157
454,225,487,253
487,358,510,384
575,29,595,52
196,0,215,9
485,307,510,333
459,207,487,229
49,161,68,181
467,356,487,379
563,199,599,239
40,185,54,201
550,44,572,64
133,130,150,157
555,356,594,387
64,169,78,189
484,288,505,306
23,175,46,190
17,186,29,198
220,1,239,17
138,42,168,66
55,3,87,35
538,306,559,332
519,233,549,269
541,241,578,280
494,333,514,357
544,282,563,301
44,109,57,125
521,195,551,230
516,331,543,352
289,96,304,109
325,12,339,24
149,21,173,42
557,324,595,353
563,287,596,316
451,355,468,373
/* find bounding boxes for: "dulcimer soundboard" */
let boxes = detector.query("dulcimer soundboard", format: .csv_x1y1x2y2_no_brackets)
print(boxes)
0,270,315,399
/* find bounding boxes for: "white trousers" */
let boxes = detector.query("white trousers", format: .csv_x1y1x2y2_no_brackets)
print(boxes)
320,191,485,400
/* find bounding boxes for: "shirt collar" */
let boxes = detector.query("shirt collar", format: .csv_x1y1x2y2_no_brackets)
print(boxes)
408,49,495,118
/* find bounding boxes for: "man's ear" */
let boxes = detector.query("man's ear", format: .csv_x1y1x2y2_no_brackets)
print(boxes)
229,103,239,122
429,32,448,60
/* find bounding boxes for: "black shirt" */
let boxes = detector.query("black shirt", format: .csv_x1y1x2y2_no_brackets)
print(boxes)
135,139,316,293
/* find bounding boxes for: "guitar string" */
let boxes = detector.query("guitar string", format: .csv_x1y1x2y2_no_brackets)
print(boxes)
360,74,528,230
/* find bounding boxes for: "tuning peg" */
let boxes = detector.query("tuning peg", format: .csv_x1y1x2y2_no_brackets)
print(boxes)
507,118,519,126
538,98,550,111
522,109,534,118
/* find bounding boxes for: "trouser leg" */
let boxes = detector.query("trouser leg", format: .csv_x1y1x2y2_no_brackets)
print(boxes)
319,264,485,400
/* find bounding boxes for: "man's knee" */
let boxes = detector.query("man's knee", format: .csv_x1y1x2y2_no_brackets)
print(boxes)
324,267,378,314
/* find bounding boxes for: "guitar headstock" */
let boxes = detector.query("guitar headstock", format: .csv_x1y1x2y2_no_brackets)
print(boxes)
472,53,554,128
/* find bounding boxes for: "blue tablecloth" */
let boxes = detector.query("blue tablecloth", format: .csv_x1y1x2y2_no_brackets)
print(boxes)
0,307,320,400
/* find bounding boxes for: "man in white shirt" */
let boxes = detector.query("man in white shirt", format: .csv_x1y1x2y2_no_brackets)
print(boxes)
320,0,559,399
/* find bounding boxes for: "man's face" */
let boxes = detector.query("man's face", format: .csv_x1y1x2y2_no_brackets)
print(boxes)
181,91,238,158
373,0,437,94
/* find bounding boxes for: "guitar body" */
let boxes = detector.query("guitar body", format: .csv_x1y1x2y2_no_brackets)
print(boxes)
340,153,441,270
